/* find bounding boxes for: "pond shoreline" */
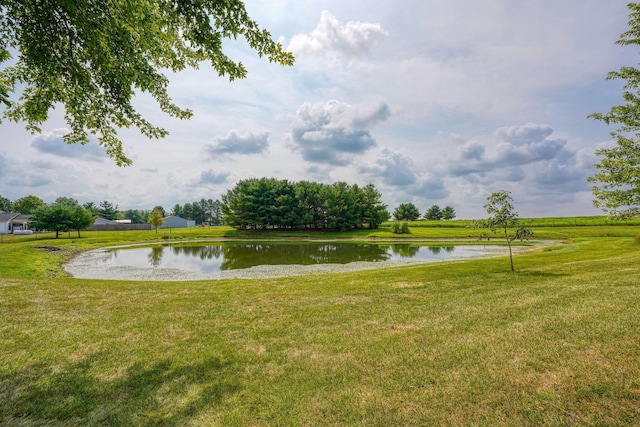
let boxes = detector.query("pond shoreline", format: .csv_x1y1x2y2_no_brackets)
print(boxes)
64,240,556,281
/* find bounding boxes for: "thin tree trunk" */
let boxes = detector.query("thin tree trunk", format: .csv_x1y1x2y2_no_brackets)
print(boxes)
504,227,514,271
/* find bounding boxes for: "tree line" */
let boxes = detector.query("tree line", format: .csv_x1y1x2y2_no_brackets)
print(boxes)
170,199,223,225
28,197,94,238
221,178,390,230
1,194,225,226
3,190,459,231
393,203,456,221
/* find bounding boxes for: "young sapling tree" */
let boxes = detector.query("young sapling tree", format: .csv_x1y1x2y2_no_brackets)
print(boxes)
483,191,533,272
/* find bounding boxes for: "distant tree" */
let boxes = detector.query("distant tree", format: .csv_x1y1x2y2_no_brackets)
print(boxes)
393,203,421,221
152,205,166,217
170,204,183,218
0,0,294,165
148,209,164,234
13,195,46,214
0,194,11,212
68,205,95,237
30,204,72,238
295,181,326,229
424,205,443,220
82,201,100,217
588,3,640,218
441,205,456,220
210,200,223,225
123,209,147,224
54,196,79,207
360,184,390,229
222,178,386,230
182,202,206,224
98,200,118,220
30,202,94,238
482,191,533,272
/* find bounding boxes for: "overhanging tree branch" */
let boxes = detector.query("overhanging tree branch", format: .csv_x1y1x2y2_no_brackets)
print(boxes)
0,0,294,166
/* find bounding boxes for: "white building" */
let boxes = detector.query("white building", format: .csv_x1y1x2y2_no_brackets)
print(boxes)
0,212,32,234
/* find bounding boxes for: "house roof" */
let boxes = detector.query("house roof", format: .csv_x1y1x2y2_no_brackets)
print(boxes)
93,217,117,225
0,212,20,222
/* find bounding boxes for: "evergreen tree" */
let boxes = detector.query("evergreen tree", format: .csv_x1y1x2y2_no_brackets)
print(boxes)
424,205,443,220
441,205,456,220
393,203,420,221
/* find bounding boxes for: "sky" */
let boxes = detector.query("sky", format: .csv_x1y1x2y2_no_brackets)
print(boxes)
0,0,635,218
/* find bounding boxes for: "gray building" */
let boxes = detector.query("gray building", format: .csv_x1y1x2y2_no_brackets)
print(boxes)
159,216,196,229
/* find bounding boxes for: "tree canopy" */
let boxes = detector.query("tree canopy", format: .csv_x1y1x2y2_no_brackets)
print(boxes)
588,3,640,218
0,194,11,211
424,205,443,221
222,178,389,231
12,195,46,214
30,201,94,238
441,205,456,220
0,0,294,165
148,208,164,233
393,203,420,221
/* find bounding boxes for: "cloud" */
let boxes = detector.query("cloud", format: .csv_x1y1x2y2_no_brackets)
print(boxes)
359,148,449,200
439,123,596,208
495,123,554,145
408,176,449,200
449,123,567,176
198,170,230,185
31,128,107,162
287,100,390,165
0,155,6,177
5,174,51,188
287,11,388,58
203,131,269,158
359,148,417,186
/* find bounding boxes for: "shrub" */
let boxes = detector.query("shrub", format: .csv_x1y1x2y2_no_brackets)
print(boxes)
392,222,410,234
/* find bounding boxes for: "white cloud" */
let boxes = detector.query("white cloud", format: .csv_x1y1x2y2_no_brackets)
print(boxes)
287,11,388,58
449,123,568,175
203,131,270,157
286,100,390,165
359,148,449,202
359,148,417,186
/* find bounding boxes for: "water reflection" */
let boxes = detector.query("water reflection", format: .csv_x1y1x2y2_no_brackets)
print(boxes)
148,246,164,267
101,242,498,274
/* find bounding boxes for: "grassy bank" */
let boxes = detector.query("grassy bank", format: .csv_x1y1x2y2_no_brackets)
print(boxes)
1,222,639,425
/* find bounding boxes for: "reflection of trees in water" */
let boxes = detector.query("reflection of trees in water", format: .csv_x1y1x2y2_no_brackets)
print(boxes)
426,246,455,255
138,243,463,271
220,243,391,270
147,246,164,267
391,245,455,257
171,245,223,260
390,244,420,258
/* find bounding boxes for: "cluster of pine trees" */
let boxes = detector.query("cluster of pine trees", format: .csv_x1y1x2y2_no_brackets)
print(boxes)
221,178,390,231
170,199,223,225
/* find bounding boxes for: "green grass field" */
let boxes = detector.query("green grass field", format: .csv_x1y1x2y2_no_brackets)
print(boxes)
1,219,639,425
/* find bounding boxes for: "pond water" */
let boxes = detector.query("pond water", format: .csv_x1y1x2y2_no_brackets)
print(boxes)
99,242,503,274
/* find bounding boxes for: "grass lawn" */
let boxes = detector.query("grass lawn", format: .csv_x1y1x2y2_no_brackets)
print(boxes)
1,222,639,425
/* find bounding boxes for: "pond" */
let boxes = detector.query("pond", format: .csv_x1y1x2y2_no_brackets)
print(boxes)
65,241,510,281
